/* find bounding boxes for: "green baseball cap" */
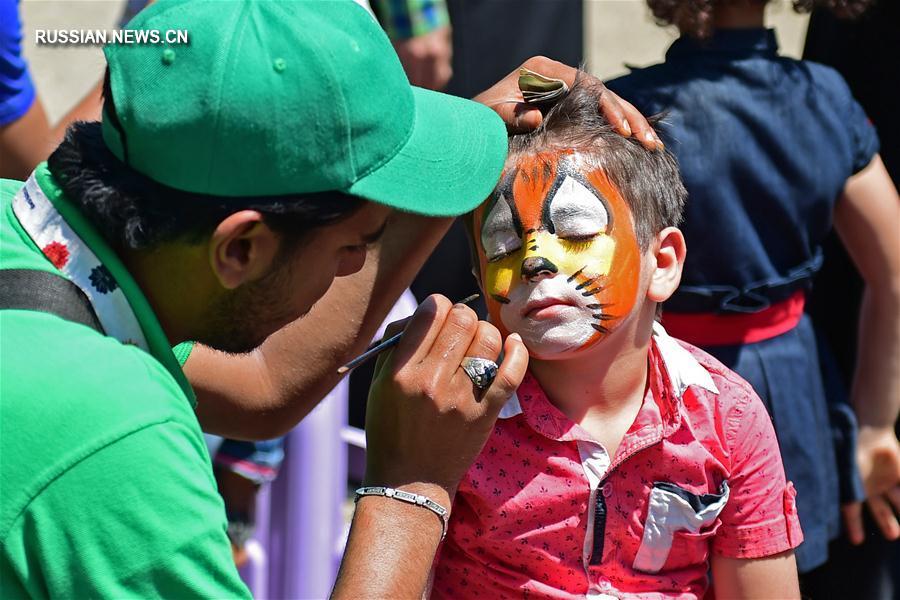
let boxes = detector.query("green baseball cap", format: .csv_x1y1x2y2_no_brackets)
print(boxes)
101,0,507,216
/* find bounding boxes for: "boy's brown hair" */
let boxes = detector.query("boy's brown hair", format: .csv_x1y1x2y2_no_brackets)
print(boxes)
500,78,687,252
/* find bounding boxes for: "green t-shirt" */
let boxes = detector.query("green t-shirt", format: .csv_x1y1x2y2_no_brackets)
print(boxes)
0,174,250,598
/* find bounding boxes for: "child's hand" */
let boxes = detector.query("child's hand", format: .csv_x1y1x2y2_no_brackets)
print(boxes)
473,55,663,149
842,426,900,544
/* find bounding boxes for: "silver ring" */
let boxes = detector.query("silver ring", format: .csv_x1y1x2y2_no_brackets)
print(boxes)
460,357,499,390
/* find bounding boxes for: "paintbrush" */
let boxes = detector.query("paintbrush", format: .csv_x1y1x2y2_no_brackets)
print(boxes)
337,293,480,375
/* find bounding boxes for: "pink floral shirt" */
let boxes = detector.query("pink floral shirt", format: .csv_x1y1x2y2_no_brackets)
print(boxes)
432,324,802,599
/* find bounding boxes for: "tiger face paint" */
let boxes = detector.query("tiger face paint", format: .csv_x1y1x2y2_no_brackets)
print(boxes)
473,151,641,359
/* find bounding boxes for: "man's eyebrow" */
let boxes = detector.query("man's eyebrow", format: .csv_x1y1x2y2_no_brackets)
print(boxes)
361,221,389,244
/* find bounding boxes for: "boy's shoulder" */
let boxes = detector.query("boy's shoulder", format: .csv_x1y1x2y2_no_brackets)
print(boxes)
653,322,751,392
652,322,761,426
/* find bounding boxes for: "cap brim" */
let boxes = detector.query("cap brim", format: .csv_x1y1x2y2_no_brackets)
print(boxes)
348,87,508,217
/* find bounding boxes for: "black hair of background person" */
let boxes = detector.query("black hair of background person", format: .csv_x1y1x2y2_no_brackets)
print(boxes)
802,3,899,600
350,0,584,430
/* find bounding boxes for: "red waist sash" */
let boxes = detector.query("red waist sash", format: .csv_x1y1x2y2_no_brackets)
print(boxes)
662,291,805,346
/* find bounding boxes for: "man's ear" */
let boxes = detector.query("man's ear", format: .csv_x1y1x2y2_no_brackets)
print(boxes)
208,211,281,290
647,226,686,303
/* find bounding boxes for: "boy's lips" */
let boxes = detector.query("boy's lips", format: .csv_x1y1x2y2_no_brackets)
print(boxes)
521,297,577,319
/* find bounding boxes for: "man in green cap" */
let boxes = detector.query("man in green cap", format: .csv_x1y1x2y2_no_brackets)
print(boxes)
0,1,657,597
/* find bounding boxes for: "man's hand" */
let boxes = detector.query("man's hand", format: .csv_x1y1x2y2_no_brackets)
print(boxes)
473,55,663,149
364,294,528,500
392,26,453,91
842,426,900,544
334,295,528,599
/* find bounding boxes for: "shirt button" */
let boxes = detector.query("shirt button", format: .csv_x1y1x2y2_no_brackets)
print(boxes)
602,483,613,498
598,577,611,590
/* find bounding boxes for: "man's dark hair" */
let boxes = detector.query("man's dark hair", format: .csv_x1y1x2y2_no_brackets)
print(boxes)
646,0,873,39
47,72,364,252
48,123,364,251
506,78,686,251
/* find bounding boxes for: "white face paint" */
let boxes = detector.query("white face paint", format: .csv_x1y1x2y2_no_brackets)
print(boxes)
481,193,522,262
547,176,609,240
498,275,599,359
477,152,642,359
490,175,615,358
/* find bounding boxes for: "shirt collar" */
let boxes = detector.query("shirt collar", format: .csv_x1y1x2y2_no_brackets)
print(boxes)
11,164,195,405
666,28,779,61
651,321,719,397
498,323,719,444
497,391,523,419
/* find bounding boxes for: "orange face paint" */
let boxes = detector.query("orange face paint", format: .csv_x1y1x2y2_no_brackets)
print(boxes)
473,151,641,358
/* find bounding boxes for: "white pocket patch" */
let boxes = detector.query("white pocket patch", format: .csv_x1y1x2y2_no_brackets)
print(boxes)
632,481,729,573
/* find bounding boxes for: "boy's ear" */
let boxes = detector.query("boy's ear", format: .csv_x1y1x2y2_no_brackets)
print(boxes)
647,226,686,303
208,210,281,290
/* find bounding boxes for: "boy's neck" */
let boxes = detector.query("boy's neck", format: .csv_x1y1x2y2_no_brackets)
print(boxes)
712,1,766,30
527,308,655,455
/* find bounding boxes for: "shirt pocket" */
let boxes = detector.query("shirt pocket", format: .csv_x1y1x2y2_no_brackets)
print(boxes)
660,520,722,571
632,481,729,574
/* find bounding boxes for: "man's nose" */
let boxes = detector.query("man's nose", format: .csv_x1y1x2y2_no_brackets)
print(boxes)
521,256,558,282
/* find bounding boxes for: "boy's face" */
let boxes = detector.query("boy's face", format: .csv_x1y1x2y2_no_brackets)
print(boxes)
473,150,641,359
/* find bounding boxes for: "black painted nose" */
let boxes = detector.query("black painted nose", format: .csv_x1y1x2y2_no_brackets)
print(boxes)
521,256,558,281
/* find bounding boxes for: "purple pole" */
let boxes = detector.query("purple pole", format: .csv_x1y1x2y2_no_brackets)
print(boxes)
269,380,349,599
238,539,268,599
261,291,418,597
238,483,271,598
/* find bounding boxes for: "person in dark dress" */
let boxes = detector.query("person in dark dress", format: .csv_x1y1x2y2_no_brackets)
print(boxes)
802,3,900,597
605,0,900,592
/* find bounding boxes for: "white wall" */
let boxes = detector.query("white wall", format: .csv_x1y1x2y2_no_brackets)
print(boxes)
20,0,810,123
585,0,810,80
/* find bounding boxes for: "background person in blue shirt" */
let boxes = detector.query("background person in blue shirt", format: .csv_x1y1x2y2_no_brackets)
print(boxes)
0,0,103,180
606,0,900,587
